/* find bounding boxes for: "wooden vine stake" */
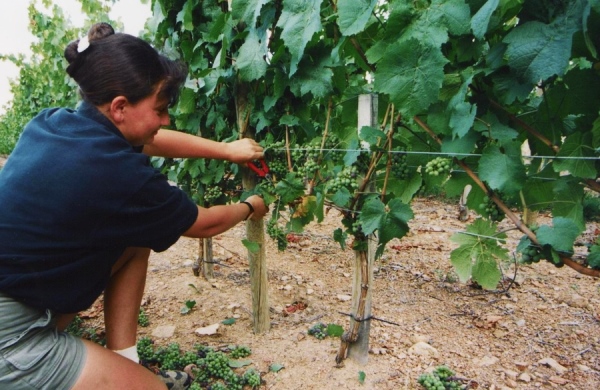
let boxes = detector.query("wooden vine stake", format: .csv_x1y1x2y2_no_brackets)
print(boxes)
336,94,377,365
192,238,214,279
235,82,270,334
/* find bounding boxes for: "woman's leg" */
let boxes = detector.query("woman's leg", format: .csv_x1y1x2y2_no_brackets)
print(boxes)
71,339,166,390
104,247,151,351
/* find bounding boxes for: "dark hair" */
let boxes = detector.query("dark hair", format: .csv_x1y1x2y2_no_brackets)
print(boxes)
64,23,187,107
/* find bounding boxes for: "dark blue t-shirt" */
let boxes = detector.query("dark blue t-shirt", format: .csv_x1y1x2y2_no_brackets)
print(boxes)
0,102,198,313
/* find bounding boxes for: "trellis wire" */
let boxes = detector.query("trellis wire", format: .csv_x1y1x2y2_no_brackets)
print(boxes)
276,147,600,161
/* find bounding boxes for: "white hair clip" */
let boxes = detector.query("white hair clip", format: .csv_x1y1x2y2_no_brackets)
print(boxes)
77,36,90,53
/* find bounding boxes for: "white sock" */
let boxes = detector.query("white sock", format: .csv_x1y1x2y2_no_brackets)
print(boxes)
113,345,140,363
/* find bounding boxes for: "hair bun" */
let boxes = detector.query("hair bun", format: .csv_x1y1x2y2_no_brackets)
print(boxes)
87,22,115,42
64,23,115,72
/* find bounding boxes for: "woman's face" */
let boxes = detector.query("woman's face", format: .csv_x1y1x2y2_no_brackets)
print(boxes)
118,86,171,146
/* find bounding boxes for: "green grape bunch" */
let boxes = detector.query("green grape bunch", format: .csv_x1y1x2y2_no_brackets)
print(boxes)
322,134,344,164
291,142,321,179
308,322,327,340
477,195,505,222
520,245,543,264
267,219,288,251
425,157,451,177
390,152,409,179
229,345,251,359
242,368,261,388
418,366,464,390
327,166,359,195
264,140,288,179
203,185,223,205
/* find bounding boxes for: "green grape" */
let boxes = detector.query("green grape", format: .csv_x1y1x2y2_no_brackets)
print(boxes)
138,308,150,327
308,323,328,340
243,368,261,388
418,366,464,390
477,194,505,222
267,219,288,251
323,134,344,163
204,185,223,205
188,383,202,390
230,345,251,359
425,157,451,177
519,244,544,265
390,152,409,179
137,337,155,362
327,166,358,195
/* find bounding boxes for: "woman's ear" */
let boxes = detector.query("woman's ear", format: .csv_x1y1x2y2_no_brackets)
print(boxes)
108,96,129,124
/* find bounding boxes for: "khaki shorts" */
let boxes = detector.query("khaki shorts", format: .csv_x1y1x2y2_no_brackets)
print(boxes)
0,292,86,390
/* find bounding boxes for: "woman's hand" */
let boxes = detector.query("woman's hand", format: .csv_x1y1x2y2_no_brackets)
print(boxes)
245,195,268,221
225,139,264,164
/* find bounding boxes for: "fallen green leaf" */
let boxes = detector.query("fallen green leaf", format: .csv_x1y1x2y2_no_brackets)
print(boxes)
222,318,236,325
358,371,366,384
228,359,252,368
269,363,284,372
326,323,344,337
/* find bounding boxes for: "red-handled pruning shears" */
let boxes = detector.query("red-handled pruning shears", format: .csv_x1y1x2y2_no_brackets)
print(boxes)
246,159,272,181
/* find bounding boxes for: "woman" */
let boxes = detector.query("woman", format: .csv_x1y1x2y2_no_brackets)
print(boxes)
0,23,267,389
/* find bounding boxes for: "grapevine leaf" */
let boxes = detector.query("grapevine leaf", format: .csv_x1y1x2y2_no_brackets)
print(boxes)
448,69,477,138
450,219,508,289
242,239,260,254
478,143,526,196
343,139,361,166
441,130,479,156
471,0,499,39
588,245,600,269
554,132,597,179
398,0,470,47
428,0,472,36
360,198,413,258
176,0,196,31
553,178,585,231
359,126,386,148
386,174,422,204
522,179,555,212
279,114,300,126
536,217,582,254
292,195,317,218
275,173,306,204
490,71,535,105
333,228,347,250
236,28,268,81
337,0,377,36
449,102,477,139
374,39,448,117
326,323,344,337
330,187,352,208
176,88,197,115
474,112,519,144
289,54,333,99
471,252,503,290
276,0,323,76
503,3,585,84
231,0,269,26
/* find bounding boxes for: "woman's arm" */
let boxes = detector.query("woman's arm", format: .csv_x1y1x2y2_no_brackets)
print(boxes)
183,195,268,238
143,129,263,163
